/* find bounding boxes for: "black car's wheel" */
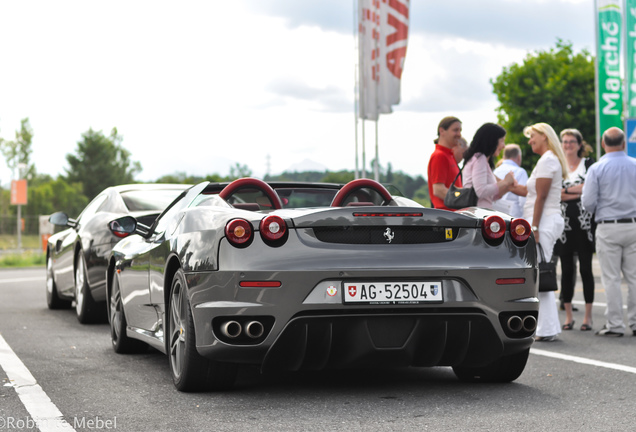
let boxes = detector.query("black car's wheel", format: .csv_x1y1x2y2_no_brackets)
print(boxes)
75,252,99,323
109,275,147,354
167,269,237,392
46,255,71,309
452,348,530,383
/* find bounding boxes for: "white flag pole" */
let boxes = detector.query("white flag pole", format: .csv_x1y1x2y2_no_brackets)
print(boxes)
353,0,360,179
374,120,380,181
373,1,380,182
362,120,367,178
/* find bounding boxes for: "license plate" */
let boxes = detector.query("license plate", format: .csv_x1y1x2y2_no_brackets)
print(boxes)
343,281,443,304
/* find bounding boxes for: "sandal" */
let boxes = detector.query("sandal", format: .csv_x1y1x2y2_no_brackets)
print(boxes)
580,323,592,331
562,321,575,330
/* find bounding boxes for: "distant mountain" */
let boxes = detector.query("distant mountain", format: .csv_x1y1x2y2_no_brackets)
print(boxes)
283,159,328,173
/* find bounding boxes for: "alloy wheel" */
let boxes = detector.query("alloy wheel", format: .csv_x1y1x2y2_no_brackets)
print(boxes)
75,254,85,315
169,276,187,379
46,257,54,296
110,278,123,343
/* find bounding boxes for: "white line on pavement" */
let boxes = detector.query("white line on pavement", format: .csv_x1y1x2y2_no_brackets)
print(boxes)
0,333,75,432
531,348,636,374
0,277,45,284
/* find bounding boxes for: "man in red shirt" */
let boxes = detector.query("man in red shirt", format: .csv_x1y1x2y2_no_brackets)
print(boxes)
427,116,462,210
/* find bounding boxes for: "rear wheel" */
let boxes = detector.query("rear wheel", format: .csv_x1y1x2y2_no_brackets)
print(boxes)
46,256,71,309
452,348,530,383
75,253,100,323
109,275,147,353
167,269,237,392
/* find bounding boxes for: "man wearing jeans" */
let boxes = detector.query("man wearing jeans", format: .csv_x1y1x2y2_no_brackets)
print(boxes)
582,127,636,336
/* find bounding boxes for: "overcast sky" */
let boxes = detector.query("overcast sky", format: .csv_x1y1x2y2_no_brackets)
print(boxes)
0,0,594,186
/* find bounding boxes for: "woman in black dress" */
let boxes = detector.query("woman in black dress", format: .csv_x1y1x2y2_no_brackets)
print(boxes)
555,128,595,331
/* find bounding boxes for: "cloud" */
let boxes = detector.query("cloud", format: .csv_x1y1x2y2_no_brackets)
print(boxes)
266,79,352,112
0,0,596,186
411,0,594,50
249,0,353,33
251,0,595,51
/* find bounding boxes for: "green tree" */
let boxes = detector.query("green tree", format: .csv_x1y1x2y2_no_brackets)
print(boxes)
228,163,252,180
28,176,88,219
1,118,36,179
65,128,142,200
491,40,595,171
321,171,355,184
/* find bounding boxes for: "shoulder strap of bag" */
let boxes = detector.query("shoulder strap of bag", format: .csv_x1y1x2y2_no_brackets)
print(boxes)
537,243,547,263
451,164,463,185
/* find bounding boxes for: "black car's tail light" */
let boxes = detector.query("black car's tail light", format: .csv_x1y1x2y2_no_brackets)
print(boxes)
482,215,506,241
259,215,288,247
510,218,531,244
225,219,253,247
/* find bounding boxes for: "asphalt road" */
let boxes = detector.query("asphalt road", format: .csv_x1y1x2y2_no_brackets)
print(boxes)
1,265,635,432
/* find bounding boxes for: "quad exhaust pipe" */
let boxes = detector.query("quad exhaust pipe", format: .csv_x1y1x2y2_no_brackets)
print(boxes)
522,315,537,332
245,321,264,339
507,316,523,333
220,321,242,339
219,320,265,339
505,315,537,333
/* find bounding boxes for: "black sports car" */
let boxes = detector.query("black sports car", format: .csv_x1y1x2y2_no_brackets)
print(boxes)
46,183,190,323
107,178,538,391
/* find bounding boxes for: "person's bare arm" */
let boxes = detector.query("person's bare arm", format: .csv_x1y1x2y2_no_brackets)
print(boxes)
432,183,448,200
509,184,527,197
532,178,552,242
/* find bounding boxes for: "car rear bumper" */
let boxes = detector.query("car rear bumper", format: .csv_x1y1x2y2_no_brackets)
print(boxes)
196,311,534,371
188,268,538,370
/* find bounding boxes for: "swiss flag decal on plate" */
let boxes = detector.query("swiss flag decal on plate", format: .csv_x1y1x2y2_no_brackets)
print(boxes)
347,286,357,297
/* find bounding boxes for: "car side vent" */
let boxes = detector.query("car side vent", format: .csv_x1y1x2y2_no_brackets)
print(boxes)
312,226,457,244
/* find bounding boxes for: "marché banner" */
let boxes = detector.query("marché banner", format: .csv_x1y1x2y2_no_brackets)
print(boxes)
626,0,636,117
596,0,623,135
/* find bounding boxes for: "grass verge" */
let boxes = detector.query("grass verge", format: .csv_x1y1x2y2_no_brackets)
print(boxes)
0,250,46,268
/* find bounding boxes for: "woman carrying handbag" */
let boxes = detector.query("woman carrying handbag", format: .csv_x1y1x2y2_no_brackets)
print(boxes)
510,122,568,342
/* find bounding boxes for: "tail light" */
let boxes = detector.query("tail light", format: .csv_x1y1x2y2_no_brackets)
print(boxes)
510,218,531,243
225,219,253,247
482,215,506,240
111,230,131,239
259,215,288,247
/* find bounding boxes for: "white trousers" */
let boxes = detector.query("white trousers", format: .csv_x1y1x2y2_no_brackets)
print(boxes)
595,222,636,333
528,213,564,337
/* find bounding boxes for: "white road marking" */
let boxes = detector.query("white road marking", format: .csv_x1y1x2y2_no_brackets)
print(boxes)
0,277,45,284
531,348,636,374
0,333,75,432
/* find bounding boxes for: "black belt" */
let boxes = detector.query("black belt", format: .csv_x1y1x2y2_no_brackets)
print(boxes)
599,218,636,224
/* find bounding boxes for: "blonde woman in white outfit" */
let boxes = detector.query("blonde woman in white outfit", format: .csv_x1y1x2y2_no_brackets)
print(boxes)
510,122,568,341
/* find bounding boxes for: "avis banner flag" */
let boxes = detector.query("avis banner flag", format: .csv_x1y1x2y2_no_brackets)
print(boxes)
358,0,409,121
596,0,623,134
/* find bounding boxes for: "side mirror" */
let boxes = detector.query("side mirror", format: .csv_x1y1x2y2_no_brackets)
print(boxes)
49,211,75,227
109,216,138,238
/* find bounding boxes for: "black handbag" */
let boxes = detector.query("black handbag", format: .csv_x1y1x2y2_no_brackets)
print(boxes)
444,167,478,209
537,243,558,292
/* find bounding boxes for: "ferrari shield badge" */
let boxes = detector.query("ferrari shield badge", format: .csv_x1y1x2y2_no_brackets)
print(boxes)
445,228,453,240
